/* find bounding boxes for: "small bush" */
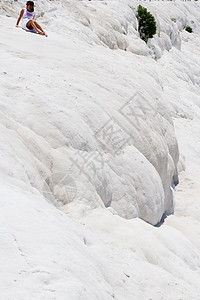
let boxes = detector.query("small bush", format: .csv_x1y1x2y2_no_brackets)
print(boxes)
171,18,176,23
137,5,156,43
185,26,192,33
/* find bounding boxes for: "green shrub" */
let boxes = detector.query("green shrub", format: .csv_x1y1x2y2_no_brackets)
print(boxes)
137,5,157,43
185,26,192,33
171,18,176,23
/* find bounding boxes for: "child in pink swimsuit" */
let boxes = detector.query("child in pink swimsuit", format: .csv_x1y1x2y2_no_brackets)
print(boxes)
16,1,48,36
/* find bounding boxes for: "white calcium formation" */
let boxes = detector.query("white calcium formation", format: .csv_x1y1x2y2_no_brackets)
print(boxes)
0,1,200,299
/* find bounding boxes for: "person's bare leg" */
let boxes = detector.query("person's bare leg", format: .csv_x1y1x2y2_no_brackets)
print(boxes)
26,20,44,35
34,21,48,37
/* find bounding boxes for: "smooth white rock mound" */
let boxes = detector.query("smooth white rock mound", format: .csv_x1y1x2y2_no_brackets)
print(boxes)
0,0,185,226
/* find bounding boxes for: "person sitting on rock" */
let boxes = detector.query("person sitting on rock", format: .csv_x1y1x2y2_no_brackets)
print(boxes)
16,1,48,37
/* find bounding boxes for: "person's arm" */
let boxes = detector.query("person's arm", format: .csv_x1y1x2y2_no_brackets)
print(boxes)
16,9,24,27
32,13,36,20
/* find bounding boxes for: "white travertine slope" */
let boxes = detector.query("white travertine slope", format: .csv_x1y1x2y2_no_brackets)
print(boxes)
0,0,200,299
0,0,183,225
